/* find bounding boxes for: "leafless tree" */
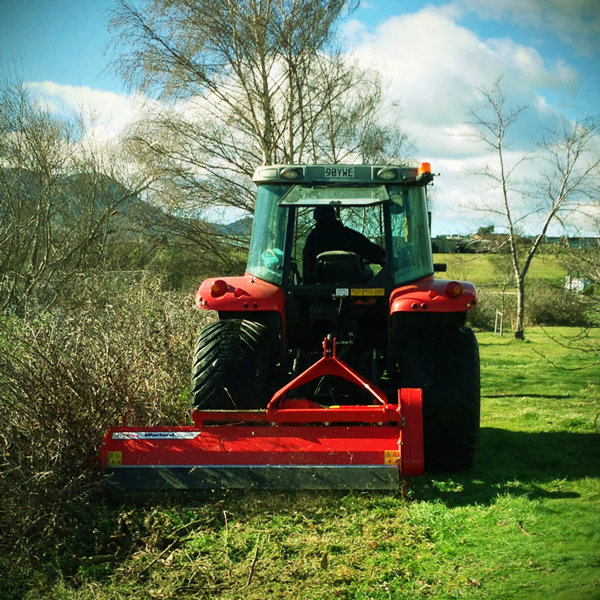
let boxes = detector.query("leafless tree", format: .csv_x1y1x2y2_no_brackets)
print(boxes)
0,76,156,313
559,241,600,288
465,79,600,339
109,0,411,218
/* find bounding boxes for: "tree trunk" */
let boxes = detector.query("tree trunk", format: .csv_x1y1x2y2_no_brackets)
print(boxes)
514,277,525,340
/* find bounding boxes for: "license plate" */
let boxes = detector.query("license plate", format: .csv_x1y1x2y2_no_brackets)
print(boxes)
324,166,355,179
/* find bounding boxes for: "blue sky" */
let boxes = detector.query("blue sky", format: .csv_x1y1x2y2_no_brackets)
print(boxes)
1,0,599,235
2,1,597,112
0,0,118,90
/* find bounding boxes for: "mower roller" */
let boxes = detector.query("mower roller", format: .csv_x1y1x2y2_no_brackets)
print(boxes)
101,162,480,491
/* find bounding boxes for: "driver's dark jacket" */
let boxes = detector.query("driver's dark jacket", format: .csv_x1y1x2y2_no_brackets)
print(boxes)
303,219,385,282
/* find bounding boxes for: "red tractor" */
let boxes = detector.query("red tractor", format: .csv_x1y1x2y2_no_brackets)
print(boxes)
102,163,479,490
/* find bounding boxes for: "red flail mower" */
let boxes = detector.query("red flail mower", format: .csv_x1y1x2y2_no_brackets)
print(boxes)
101,163,480,491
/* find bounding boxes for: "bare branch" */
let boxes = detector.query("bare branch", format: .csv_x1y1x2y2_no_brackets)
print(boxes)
462,78,600,339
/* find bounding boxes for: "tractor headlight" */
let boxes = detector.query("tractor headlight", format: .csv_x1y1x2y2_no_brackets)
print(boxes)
377,168,398,181
281,168,300,180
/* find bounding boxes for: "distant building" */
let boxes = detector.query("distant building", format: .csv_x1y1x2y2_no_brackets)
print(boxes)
565,276,594,293
432,234,600,254
432,236,478,254
545,237,600,249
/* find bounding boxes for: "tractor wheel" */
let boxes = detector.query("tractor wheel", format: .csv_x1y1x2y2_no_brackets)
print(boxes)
191,319,271,410
401,325,480,471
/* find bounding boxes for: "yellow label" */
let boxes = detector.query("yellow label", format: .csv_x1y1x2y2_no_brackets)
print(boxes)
351,288,385,297
107,451,122,467
384,450,400,465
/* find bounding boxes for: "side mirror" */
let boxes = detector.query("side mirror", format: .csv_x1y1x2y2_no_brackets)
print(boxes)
434,263,447,273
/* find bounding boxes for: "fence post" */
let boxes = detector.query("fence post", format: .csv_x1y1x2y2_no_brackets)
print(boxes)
494,311,504,336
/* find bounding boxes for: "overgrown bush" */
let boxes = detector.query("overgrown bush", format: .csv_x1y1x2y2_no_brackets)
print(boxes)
467,283,595,332
147,244,248,291
466,287,508,331
0,275,209,568
526,282,595,327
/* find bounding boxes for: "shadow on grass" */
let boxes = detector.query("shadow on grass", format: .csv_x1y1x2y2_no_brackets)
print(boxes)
412,427,600,507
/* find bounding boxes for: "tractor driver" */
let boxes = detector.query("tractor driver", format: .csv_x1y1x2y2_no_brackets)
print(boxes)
302,206,385,283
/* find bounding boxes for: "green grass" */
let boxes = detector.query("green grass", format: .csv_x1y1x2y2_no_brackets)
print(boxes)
4,328,600,600
434,253,568,287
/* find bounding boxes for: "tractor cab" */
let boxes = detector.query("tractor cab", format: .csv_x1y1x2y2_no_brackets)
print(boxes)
244,164,438,362
246,163,435,291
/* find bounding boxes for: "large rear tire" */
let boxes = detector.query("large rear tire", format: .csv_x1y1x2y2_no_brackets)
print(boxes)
191,319,270,410
401,325,480,471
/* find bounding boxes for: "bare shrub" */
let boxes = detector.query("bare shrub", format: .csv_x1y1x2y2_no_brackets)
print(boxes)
468,283,594,332
0,275,208,563
467,287,516,332
526,282,593,327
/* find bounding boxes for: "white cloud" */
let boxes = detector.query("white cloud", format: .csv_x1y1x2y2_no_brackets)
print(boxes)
344,6,590,234
347,7,578,140
27,81,142,140
21,10,596,236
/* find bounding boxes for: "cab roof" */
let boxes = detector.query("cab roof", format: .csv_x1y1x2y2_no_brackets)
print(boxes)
252,163,434,186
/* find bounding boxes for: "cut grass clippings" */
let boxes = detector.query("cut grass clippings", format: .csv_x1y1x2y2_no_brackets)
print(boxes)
3,328,600,600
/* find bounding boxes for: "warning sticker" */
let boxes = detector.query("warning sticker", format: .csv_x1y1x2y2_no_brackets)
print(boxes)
384,450,400,465
112,431,201,440
107,451,122,466
351,288,385,297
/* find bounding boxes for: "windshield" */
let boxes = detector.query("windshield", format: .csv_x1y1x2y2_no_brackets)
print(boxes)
246,184,288,284
388,186,433,284
280,184,389,206
246,183,433,287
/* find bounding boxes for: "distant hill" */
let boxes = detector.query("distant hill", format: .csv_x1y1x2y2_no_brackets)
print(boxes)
0,167,232,242
219,216,253,236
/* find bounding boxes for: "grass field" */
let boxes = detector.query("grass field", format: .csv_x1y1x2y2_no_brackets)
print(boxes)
434,253,568,287
7,327,599,600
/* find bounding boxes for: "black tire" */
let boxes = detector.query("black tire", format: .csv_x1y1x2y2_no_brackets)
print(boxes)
191,319,270,410
401,325,480,471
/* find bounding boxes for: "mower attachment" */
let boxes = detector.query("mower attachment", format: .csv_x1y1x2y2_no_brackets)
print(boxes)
101,339,424,491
